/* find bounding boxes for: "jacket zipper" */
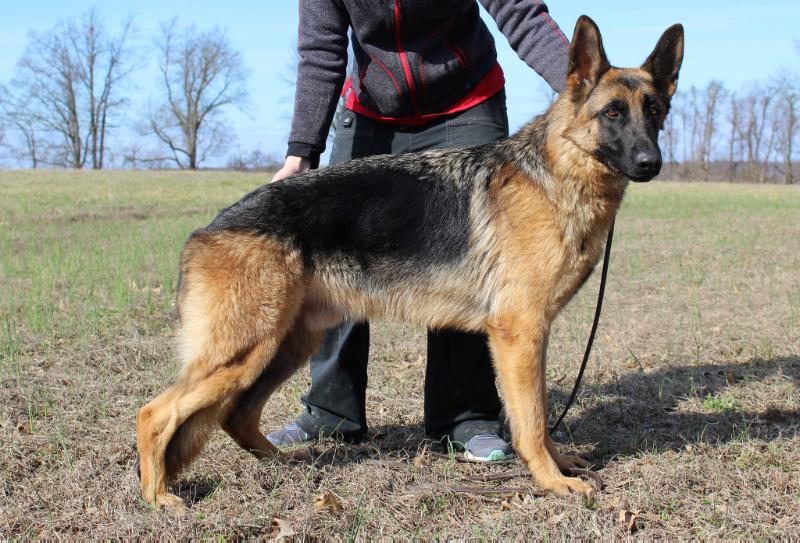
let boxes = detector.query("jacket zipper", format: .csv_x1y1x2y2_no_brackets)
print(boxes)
392,0,421,115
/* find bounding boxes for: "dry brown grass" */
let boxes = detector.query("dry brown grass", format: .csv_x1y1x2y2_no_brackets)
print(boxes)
0,171,798,538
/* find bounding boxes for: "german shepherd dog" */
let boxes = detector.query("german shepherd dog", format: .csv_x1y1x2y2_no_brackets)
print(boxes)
136,16,684,507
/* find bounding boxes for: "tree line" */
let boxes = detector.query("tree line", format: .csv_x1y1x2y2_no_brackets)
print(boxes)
661,75,799,183
0,10,251,170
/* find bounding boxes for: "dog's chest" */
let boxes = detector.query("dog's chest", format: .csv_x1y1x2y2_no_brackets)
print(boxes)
550,218,609,308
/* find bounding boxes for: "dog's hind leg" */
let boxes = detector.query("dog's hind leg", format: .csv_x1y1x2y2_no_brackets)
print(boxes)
136,232,304,508
137,339,287,508
486,312,594,497
219,321,323,458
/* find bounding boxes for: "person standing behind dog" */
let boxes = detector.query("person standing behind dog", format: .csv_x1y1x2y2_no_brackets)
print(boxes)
268,0,570,461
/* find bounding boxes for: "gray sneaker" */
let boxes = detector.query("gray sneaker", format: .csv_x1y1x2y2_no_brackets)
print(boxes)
463,432,512,462
266,422,311,447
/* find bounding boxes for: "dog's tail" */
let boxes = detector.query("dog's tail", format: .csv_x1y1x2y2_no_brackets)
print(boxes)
174,230,204,324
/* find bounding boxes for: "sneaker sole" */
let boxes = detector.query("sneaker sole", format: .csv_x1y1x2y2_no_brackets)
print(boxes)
463,449,512,462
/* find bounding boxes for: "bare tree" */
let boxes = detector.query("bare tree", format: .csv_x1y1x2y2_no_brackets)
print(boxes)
145,20,249,169
772,73,799,184
668,93,686,164
661,93,679,165
697,81,725,178
683,85,701,162
738,87,775,182
9,10,134,169
726,93,743,180
0,84,42,168
69,10,135,169
15,29,83,168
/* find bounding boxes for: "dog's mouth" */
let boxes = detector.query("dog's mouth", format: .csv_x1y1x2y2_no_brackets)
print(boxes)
627,173,655,182
598,157,626,178
600,157,659,182
601,160,657,182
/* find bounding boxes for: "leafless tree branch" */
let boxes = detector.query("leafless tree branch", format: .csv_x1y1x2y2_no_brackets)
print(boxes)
5,9,135,169
144,20,249,169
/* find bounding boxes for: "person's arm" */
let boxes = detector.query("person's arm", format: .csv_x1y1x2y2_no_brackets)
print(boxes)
274,0,349,181
479,0,570,93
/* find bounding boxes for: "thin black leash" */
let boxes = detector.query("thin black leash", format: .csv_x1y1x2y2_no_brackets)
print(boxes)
549,219,615,435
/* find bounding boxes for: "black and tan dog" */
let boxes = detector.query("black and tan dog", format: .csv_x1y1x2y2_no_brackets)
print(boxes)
136,16,683,507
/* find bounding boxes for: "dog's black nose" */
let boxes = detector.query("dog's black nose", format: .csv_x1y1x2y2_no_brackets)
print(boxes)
634,152,661,174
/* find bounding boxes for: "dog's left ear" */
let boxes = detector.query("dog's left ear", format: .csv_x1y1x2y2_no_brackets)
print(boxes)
641,24,684,99
567,15,611,101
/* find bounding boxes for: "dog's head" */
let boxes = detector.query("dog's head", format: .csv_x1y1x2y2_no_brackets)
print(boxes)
562,16,684,182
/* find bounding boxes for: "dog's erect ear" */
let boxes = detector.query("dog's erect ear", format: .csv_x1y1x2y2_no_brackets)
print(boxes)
566,15,610,101
641,24,684,98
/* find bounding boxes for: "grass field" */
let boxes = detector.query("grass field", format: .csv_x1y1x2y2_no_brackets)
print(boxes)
1,170,798,538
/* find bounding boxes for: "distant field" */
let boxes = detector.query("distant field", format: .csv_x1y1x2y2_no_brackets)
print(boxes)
1,171,798,538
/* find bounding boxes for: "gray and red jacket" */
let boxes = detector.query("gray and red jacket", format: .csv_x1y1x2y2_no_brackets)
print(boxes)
288,0,570,165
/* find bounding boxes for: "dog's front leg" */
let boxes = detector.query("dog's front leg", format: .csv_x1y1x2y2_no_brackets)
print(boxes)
487,313,593,497
539,333,592,471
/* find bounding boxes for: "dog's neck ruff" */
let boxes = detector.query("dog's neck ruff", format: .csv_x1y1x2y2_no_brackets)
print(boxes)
506,109,625,257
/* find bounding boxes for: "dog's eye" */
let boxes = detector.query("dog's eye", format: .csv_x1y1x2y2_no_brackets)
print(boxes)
648,106,660,117
605,108,620,119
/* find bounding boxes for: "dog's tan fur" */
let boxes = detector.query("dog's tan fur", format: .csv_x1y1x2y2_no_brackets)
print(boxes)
136,16,684,508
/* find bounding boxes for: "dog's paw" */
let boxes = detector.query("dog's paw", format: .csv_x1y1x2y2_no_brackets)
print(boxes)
539,474,594,498
156,492,187,511
278,446,316,463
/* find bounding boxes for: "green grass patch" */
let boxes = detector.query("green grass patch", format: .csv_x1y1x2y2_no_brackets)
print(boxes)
0,170,267,356
702,392,739,412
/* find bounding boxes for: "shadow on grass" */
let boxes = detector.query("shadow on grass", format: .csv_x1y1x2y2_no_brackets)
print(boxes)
558,355,799,463
299,355,799,469
173,476,221,506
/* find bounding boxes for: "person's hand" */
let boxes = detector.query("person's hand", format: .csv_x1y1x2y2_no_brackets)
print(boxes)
272,155,311,182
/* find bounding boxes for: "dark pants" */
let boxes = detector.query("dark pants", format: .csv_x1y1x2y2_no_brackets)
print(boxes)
298,90,509,439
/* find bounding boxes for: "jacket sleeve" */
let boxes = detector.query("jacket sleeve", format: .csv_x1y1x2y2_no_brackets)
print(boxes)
286,0,350,167
479,0,570,93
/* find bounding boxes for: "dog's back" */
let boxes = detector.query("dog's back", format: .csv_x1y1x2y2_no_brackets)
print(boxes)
206,153,475,274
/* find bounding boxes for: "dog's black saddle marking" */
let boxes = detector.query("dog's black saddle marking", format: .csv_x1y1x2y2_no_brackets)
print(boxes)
207,158,472,272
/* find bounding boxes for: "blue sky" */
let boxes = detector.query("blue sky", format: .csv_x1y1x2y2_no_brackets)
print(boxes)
1,1,798,165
